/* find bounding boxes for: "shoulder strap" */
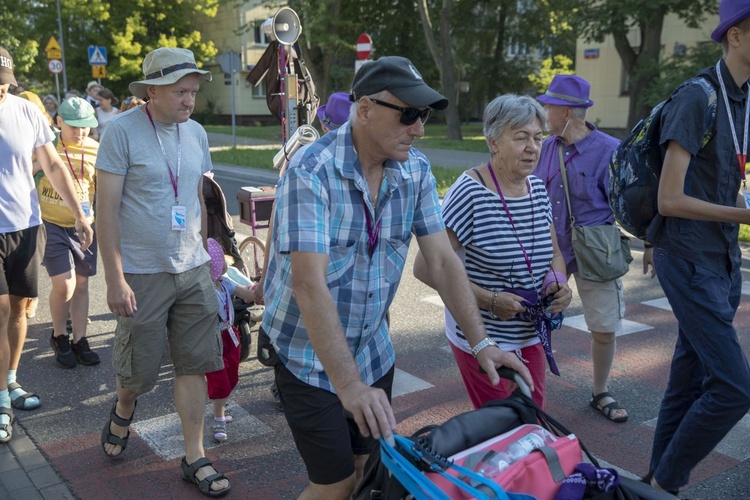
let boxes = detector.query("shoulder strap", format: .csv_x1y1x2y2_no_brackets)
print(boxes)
558,144,576,225
472,167,488,187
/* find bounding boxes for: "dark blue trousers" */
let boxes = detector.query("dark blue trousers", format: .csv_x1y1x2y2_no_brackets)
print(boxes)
650,248,750,490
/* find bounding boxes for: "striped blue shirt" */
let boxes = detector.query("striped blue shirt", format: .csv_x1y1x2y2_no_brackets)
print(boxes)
442,173,553,352
262,123,445,391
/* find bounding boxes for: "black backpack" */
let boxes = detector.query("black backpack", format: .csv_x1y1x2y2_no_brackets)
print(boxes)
608,77,718,240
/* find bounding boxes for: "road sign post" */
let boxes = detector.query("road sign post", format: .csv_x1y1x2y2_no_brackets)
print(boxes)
220,50,242,148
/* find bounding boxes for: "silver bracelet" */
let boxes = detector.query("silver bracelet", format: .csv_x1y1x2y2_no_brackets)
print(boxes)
471,337,497,358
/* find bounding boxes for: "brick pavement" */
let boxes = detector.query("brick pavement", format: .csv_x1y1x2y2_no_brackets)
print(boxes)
0,421,74,500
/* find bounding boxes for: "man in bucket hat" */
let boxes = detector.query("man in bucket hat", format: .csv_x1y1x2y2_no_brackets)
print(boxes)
533,75,627,424
0,46,94,442
261,55,532,499
95,47,230,496
642,0,750,493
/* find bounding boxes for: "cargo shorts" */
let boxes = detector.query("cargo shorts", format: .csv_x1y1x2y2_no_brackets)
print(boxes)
113,263,223,394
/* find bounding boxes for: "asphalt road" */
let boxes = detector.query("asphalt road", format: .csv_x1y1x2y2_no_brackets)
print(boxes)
10,147,750,499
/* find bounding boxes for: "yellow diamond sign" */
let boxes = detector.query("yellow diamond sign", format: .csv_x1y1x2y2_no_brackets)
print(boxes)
45,36,61,59
92,65,106,78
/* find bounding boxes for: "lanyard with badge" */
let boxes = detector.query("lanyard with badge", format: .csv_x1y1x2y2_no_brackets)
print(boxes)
59,139,91,217
716,60,750,206
145,103,185,230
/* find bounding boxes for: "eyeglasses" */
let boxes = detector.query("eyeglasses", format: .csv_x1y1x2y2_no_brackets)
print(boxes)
369,98,431,125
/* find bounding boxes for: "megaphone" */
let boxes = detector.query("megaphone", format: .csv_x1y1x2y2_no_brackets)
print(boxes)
261,7,302,45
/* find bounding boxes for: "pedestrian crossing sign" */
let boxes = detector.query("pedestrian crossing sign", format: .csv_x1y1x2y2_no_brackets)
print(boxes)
88,46,108,66
92,65,106,78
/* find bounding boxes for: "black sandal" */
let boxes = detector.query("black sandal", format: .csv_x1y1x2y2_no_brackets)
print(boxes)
0,407,14,444
9,382,41,411
590,391,628,423
181,457,231,497
100,399,137,459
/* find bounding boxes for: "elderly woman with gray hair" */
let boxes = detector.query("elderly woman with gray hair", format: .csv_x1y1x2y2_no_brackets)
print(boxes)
415,94,572,409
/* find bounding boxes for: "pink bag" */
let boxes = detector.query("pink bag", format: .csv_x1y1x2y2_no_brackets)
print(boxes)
427,424,583,500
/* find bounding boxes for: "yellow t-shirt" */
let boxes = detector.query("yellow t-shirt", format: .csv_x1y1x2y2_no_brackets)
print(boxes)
37,136,98,227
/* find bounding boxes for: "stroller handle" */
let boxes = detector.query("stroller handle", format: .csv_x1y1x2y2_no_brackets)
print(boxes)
479,366,532,398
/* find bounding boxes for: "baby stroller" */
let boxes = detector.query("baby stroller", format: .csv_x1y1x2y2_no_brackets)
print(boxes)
203,173,257,361
355,368,678,500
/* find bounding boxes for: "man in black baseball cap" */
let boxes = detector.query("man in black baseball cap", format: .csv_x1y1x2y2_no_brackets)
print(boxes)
350,55,448,110
261,53,532,499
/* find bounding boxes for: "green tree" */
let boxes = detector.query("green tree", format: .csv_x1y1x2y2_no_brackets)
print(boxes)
573,0,715,129
641,42,722,108
15,0,218,98
529,54,574,95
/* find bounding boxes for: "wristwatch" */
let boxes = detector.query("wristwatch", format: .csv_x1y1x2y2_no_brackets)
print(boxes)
471,337,497,358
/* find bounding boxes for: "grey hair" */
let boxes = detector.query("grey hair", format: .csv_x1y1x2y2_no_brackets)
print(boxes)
349,90,390,126
571,106,587,120
483,94,548,152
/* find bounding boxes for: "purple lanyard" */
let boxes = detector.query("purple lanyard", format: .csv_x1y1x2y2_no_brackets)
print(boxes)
487,162,534,277
222,285,231,323
544,141,579,188
363,200,381,257
144,103,181,203
59,140,84,191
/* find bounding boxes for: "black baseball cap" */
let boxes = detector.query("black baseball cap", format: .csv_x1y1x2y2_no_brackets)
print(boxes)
0,46,17,87
350,56,448,110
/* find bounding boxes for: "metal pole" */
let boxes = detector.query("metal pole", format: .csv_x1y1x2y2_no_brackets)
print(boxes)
230,51,237,149
56,0,67,92
55,74,60,104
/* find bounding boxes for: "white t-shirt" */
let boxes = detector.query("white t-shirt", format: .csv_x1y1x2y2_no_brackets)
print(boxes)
96,106,120,137
0,94,55,233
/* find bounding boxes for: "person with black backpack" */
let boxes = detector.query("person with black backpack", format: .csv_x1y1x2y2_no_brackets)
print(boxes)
642,0,750,494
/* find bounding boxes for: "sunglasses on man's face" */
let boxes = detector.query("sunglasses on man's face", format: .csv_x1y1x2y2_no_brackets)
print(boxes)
369,98,431,125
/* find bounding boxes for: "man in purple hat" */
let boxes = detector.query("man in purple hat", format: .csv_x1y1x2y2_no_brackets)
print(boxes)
316,91,352,133
641,0,750,493
533,75,628,424
0,46,94,442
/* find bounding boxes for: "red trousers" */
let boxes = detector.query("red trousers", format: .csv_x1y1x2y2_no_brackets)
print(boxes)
206,325,241,400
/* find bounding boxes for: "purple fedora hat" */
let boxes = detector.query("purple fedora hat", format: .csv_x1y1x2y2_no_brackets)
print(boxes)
536,74,594,108
317,92,352,129
712,0,750,43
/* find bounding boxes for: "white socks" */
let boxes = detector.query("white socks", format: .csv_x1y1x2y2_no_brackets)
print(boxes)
7,370,40,409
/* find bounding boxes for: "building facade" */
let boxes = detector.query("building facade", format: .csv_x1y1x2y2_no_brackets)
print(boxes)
576,10,719,133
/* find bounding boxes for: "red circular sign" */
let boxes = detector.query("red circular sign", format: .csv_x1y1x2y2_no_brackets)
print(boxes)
356,33,372,60
47,59,63,74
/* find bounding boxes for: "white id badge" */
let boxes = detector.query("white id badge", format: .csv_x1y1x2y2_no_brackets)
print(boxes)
228,327,240,347
744,190,750,209
81,200,92,217
171,205,187,230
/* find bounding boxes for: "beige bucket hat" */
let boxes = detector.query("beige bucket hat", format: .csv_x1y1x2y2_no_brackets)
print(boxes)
129,47,211,99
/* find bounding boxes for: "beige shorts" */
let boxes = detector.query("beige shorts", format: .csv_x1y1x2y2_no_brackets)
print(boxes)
113,263,223,394
573,274,625,333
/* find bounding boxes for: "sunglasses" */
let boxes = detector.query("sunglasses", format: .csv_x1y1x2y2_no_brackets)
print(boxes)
369,98,431,125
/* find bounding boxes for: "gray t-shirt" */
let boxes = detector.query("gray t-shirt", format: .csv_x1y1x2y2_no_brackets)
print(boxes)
95,106,211,274
0,94,55,233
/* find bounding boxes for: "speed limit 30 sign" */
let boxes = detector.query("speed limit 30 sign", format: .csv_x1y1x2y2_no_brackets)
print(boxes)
47,59,63,74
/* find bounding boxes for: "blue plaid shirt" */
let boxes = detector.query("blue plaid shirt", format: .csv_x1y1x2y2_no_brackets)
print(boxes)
262,123,445,391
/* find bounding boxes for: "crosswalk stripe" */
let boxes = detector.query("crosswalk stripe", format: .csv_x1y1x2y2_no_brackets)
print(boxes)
643,414,750,462
563,314,652,336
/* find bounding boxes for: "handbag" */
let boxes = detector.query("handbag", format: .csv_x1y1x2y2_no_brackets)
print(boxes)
558,146,632,282
428,424,583,500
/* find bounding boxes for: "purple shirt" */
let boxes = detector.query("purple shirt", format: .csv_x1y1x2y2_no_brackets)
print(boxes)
533,124,620,275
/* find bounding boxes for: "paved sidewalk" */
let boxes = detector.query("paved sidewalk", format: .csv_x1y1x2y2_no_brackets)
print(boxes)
0,421,74,499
